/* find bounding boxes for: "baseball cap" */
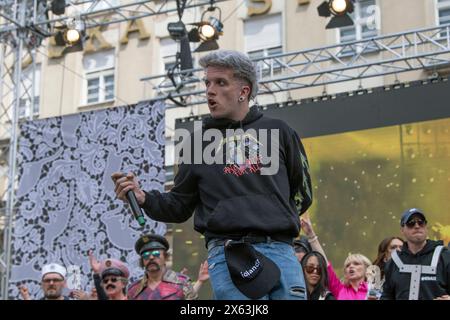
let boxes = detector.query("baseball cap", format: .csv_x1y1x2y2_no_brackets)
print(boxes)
224,240,280,299
400,208,427,227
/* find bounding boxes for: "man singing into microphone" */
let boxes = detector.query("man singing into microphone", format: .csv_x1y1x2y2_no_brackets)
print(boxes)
112,50,312,300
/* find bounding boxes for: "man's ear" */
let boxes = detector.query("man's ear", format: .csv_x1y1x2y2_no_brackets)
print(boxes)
240,85,251,99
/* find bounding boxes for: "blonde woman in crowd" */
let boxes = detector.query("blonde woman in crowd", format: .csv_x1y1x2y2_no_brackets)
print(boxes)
300,215,372,300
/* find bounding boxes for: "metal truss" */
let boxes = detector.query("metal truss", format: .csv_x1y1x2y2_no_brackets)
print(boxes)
142,23,450,106
0,0,230,38
0,0,41,300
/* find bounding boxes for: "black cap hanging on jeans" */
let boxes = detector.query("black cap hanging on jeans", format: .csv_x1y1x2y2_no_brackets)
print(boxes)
224,240,281,299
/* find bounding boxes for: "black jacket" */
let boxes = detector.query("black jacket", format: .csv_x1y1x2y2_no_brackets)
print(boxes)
381,239,450,300
142,106,312,243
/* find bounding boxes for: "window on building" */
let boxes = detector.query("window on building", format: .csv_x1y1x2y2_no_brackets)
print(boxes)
437,0,450,39
82,50,115,105
19,64,40,119
244,14,283,78
338,0,379,55
437,0,450,25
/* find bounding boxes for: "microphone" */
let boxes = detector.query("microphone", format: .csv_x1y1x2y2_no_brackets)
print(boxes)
126,190,146,227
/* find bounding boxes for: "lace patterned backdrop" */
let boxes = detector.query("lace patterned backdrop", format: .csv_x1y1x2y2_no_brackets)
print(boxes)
9,100,167,299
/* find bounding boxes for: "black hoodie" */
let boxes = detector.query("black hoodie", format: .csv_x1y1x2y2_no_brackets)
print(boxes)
382,239,450,300
142,106,313,244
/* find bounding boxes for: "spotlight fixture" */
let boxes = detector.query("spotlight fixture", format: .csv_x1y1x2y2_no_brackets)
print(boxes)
54,18,87,54
167,20,193,72
317,0,354,29
51,0,66,16
167,20,188,41
187,5,223,52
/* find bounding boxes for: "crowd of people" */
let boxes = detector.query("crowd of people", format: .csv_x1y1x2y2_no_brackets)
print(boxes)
298,208,450,300
15,50,450,300
18,207,450,300
19,234,209,300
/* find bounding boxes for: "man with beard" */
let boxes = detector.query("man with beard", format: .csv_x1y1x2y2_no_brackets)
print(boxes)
127,234,197,300
40,263,70,300
88,250,130,300
382,208,450,300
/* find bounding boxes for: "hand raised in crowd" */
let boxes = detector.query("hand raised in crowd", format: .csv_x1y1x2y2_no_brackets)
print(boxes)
88,250,102,274
192,260,210,295
70,289,90,300
197,261,209,283
89,287,98,300
180,267,189,275
111,172,146,206
18,284,31,300
300,215,316,238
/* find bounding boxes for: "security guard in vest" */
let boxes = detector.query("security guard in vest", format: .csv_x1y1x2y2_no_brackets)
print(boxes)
382,208,450,300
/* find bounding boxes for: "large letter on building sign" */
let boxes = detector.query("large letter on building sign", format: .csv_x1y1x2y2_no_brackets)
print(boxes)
85,26,113,53
120,17,150,44
247,0,272,17
48,37,64,59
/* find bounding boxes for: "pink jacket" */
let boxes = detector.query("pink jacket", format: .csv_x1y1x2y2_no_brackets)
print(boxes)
327,262,368,300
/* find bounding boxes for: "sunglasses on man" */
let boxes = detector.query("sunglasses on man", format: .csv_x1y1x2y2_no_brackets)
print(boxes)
102,277,122,284
141,250,161,260
404,219,427,228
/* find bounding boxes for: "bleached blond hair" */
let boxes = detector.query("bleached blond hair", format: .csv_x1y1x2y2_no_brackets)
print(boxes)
343,253,372,285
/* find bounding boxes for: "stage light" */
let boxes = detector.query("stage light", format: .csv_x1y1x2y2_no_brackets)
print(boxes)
330,0,348,15
54,18,86,54
66,29,80,44
167,21,187,40
51,0,66,16
187,4,223,52
199,23,215,40
167,20,193,72
66,18,85,44
317,0,354,29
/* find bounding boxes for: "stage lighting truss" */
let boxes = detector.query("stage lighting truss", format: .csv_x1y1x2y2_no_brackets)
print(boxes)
187,4,223,52
317,0,354,29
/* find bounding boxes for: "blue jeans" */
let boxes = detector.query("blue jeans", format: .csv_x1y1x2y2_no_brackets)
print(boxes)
207,241,307,300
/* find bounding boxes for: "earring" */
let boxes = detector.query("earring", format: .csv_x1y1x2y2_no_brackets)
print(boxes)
238,96,245,102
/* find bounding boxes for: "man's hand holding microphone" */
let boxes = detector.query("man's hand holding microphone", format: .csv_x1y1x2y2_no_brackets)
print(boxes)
111,172,146,226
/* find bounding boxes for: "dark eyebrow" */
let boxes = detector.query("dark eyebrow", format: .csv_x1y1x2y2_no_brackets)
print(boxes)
203,76,228,83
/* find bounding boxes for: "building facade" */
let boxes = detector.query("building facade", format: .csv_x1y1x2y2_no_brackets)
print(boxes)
1,0,450,296
3,0,449,171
